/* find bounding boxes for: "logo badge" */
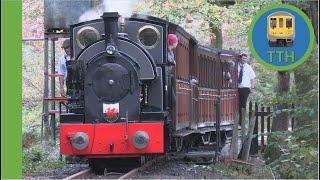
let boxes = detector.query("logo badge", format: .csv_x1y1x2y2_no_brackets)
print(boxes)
103,103,119,122
248,4,315,71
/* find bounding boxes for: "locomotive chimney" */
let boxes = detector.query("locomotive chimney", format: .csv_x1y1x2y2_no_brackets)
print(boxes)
101,12,120,48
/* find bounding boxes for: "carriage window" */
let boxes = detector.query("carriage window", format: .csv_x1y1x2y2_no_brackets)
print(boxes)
286,18,293,28
138,25,160,49
270,18,277,29
76,26,101,49
279,18,283,28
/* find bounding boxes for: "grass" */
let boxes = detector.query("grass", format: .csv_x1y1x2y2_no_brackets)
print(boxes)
22,105,65,177
23,142,65,177
211,158,274,179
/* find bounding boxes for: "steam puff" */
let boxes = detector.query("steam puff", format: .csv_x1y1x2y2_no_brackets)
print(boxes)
103,0,133,17
78,0,135,22
79,8,103,22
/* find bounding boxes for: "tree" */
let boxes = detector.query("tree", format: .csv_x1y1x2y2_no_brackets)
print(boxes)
282,0,318,128
272,72,290,131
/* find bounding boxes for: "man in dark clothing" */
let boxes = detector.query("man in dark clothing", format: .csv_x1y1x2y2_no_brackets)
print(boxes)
238,53,256,142
238,53,256,109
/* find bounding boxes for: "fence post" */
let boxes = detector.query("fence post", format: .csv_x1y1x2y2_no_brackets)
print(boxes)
250,102,259,154
267,107,271,133
230,111,239,159
42,37,49,142
240,110,256,161
240,107,246,144
261,106,265,151
249,101,258,155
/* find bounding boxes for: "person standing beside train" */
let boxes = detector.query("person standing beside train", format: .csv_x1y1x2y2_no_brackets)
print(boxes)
58,39,71,97
167,34,179,110
238,53,256,109
238,53,256,138
238,53,256,140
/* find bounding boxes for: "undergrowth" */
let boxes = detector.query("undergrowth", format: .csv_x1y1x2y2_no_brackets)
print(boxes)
264,121,318,179
22,105,64,177
211,159,274,179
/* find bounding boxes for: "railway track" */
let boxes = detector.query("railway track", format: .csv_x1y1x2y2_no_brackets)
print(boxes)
63,155,168,179
62,146,222,179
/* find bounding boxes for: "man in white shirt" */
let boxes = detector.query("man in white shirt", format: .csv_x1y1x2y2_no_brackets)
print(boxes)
58,39,71,97
238,53,256,108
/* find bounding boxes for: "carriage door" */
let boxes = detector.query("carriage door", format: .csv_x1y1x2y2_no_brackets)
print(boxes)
189,42,198,130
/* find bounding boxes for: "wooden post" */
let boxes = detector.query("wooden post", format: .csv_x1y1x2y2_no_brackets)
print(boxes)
241,111,256,161
230,111,239,159
261,106,265,151
42,37,50,142
240,108,247,144
50,39,56,143
267,107,271,133
250,103,259,154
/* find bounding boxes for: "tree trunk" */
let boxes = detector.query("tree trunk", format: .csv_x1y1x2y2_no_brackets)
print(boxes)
282,0,318,42
309,1,318,42
211,27,223,49
272,72,290,132
283,0,318,128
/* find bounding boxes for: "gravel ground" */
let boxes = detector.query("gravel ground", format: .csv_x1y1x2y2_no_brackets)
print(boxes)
24,164,89,179
132,158,224,179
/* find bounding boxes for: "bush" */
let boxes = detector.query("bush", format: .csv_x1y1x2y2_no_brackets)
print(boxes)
264,122,318,179
22,105,64,177
23,142,64,176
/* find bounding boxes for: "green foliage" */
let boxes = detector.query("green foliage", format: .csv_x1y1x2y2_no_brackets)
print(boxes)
249,63,277,104
212,161,274,179
23,143,64,176
22,105,64,176
22,42,44,110
22,105,42,149
264,122,318,179
257,46,319,125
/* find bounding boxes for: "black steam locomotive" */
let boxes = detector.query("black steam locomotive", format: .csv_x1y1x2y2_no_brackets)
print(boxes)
59,12,239,171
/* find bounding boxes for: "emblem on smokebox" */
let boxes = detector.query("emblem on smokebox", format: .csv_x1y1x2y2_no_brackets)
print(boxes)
103,103,119,122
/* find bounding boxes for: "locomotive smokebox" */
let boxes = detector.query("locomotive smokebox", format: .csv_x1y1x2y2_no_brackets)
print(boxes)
101,12,120,46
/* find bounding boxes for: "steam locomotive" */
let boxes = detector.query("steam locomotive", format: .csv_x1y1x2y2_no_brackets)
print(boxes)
59,12,239,171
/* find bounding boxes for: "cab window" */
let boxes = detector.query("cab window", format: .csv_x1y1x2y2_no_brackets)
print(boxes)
270,18,277,29
279,18,283,28
286,18,293,28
